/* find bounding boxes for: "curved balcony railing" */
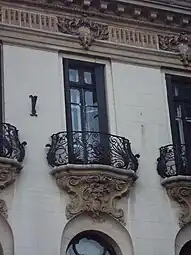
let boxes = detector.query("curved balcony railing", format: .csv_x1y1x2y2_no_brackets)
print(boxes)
0,123,26,162
46,131,139,170
157,144,190,178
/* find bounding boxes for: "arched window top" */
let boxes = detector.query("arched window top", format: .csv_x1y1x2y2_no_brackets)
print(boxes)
66,231,117,255
180,240,191,255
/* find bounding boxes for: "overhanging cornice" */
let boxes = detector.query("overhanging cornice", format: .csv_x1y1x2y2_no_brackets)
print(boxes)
1,0,191,32
0,0,191,68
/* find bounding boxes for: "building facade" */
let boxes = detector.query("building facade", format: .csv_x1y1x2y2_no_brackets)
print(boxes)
0,0,191,254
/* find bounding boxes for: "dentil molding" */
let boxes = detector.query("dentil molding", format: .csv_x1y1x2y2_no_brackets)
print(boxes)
52,165,137,224
162,176,191,227
0,157,23,218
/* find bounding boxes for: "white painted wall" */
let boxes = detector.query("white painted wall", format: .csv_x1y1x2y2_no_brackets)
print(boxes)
3,45,67,255
2,45,180,255
111,62,178,255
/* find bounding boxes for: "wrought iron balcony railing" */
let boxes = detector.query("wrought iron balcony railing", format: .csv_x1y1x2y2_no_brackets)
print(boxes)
46,131,139,170
157,144,190,178
0,123,26,162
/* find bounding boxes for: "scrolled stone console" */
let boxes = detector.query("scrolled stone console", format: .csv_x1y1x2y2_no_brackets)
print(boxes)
161,176,191,227
51,164,138,225
0,157,23,218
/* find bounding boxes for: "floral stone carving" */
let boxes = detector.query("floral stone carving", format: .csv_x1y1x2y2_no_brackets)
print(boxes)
0,157,23,218
158,32,191,66
57,15,109,50
52,165,137,224
162,176,191,227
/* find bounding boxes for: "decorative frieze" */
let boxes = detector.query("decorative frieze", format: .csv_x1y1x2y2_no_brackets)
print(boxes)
162,176,191,227
52,165,137,224
0,3,191,66
109,27,158,49
0,6,58,32
2,0,191,32
158,32,191,66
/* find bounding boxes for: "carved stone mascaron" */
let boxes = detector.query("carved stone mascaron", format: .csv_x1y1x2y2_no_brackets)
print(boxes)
52,164,138,224
161,176,191,227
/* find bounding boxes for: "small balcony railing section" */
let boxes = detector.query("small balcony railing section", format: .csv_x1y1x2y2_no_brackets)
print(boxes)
157,144,190,178
46,131,139,171
0,123,26,162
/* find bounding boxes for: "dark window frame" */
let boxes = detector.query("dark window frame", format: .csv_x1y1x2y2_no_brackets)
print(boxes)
63,58,109,164
63,58,109,134
166,74,191,172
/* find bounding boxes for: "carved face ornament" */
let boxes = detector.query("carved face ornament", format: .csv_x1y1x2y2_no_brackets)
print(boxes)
78,26,93,50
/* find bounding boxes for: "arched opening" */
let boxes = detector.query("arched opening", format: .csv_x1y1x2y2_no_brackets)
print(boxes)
66,230,117,255
180,241,191,255
60,213,133,255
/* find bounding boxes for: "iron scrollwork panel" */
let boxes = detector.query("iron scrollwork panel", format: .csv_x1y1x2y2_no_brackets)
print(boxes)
157,144,188,177
0,123,26,162
46,131,139,171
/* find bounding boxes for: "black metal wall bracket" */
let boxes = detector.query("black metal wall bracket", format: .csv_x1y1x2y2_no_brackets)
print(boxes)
29,95,38,117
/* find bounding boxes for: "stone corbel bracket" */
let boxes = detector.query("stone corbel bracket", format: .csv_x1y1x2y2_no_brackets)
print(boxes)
161,176,191,227
0,157,23,218
57,15,109,50
51,164,138,224
158,32,191,66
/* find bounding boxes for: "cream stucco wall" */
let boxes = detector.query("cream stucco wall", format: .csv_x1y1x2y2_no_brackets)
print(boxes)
1,45,183,255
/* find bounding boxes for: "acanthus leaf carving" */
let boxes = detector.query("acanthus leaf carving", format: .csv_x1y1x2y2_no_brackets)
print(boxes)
0,165,17,190
158,32,191,66
53,169,136,224
0,199,8,218
0,159,22,218
57,15,109,50
163,179,191,227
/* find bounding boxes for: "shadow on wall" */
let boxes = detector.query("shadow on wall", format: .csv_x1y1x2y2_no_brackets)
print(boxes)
0,215,14,255
175,223,191,255
60,213,134,255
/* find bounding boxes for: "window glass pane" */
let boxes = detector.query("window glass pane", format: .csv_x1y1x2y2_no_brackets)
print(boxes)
71,104,82,131
75,238,104,255
84,72,92,84
85,90,98,106
69,69,79,82
176,104,185,144
185,104,191,120
70,89,80,104
85,107,99,132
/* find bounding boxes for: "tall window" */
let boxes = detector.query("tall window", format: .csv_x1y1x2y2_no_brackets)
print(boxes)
166,74,191,174
63,59,108,164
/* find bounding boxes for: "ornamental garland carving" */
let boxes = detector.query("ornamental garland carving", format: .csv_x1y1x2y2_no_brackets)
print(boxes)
57,15,109,50
163,180,191,227
158,32,191,66
53,169,136,224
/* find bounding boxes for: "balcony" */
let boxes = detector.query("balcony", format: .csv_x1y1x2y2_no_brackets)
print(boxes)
46,131,139,224
157,144,189,178
157,144,191,227
0,123,26,218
